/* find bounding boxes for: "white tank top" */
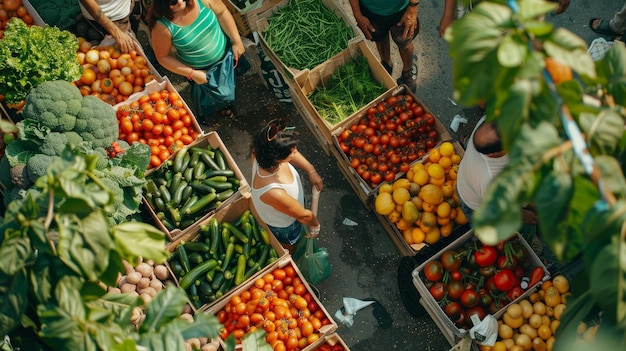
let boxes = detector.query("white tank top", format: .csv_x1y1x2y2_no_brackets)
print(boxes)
80,0,132,22
250,159,304,228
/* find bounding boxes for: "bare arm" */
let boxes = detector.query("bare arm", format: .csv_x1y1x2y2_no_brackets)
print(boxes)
439,0,457,37
151,22,204,82
555,0,570,15
290,150,323,192
348,0,374,40
399,2,419,39
206,0,245,66
79,0,135,53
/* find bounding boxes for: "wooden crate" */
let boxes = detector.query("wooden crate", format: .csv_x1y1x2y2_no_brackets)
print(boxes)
224,0,283,36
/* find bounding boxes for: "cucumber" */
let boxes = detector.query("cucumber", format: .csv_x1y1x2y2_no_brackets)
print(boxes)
204,169,235,178
183,241,211,253
216,189,235,202
184,192,217,215
199,152,221,171
193,162,206,181
189,181,216,194
234,254,247,285
222,222,249,244
173,147,189,173
178,259,218,289
214,149,227,170
159,184,172,204
203,179,233,191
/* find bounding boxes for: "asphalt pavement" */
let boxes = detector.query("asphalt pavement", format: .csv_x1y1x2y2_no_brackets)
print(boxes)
136,0,621,349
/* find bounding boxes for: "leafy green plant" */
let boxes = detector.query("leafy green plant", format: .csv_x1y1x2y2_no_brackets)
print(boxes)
0,147,223,351
446,0,626,349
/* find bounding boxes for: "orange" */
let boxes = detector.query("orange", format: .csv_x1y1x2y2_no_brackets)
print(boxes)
438,156,452,170
427,163,445,180
439,141,454,157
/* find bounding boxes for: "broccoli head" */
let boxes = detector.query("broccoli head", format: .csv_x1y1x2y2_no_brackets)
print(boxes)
26,154,60,183
75,95,119,149
40,132,68,156
22,80,83,132
64,131,84,146
92,147,109,170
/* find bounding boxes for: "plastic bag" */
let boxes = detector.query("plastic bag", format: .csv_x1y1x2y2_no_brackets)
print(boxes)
296,237,331,285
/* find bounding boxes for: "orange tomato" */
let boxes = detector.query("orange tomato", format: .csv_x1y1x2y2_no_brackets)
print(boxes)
4,0,23,12
100,78,114,94
118,81,134,96
149,155,161,167
149,91,162,102
80,68,96,85
120,118,133,134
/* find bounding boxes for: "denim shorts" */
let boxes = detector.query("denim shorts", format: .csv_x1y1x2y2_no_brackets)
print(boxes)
267,221,303,245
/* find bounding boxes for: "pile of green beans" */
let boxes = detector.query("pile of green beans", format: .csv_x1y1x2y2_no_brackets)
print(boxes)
308,56,387,124
263,0,354,69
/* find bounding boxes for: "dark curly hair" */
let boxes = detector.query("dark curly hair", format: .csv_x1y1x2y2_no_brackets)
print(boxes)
146,0,195,29
252,125,298,170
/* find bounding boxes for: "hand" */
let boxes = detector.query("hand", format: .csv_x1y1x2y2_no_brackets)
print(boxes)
355,15,375,40
114,30,135,53
400,14,418,39
232,41,245,67
307,225,320,238
439,16,454,37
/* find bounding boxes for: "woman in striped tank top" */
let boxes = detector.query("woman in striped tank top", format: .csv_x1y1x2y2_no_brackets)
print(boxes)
147,0,244,119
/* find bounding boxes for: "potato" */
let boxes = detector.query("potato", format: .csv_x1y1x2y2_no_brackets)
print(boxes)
537,324,552,340
183,304,193,314
552,275,569,294
137,277,151,290
126,271,142,285
187,338,201,350
514,333,532,351
533,302,546,316
532,337,546,351
136,262,154,278
154,265,170,280
150,279,163,291
200,344,218,351
140,293,152,304
507,303,522,319
139,287,157,297
108,287,121,294
520,300,534,319
180,313,194,323
499,323,513,339
503,312,524,329
529,314,543,329
121,283,137,294
519,324,538,339
118,275,128,287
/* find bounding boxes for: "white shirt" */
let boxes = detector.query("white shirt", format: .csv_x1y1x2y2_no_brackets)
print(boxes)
79,0,132,22
456,116,509,211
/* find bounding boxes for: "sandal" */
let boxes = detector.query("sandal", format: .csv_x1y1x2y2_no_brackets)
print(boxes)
219,103,234,118
589,18,623,38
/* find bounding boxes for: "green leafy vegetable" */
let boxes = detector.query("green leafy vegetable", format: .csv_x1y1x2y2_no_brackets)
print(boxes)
0,18,82,104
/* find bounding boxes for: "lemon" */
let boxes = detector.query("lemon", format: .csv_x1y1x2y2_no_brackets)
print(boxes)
439,142,455,157
413,169,429,186
438,156,452,170
427,163,445,180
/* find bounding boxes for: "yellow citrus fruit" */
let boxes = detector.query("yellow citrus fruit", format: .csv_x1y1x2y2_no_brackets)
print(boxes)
378,183,393,194
402,229,414,245
438,156,452,170
428,149,441,163
424,227,441,244
429,176,446,186
392,188,411,204
439,142,455,157
451,154,461,165
413,169,429,186
412,163,424,172
411,227,426,244
437,215,451,226
441,183,455,198
427,163,445,180
436,201,451,218
448,165,458,180
392,178,411,190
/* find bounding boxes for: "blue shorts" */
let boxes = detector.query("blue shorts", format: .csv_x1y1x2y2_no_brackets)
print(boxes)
268,221,303,245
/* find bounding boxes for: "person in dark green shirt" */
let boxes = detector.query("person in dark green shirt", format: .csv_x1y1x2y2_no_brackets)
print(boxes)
348,0,420,93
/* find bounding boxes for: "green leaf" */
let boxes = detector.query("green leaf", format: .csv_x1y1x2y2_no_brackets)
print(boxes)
177,312,222,340
544,28,596,79
0,236,31,275
497,35,526,67
491,79,531,150
597,42,626,106
579,110,625,156
242,329,273,351
139,287,188,334
534,170,572,260
553,290,596,351
589,234,622,323
595,155,626,198
4,140,37,167
517,0,557,21
112,222,168,265
0,270,28,336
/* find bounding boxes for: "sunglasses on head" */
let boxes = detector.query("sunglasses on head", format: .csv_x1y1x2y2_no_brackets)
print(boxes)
264,119,294,142
169,0,182,6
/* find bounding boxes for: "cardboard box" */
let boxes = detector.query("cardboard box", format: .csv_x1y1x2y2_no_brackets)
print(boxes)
255,0,362,86
202,255,338,350
165,195,289,312
329,85,451,207
290,38,397,147
372,141,467,257
225,0,283,36
143,131,249,242
412,230,550,344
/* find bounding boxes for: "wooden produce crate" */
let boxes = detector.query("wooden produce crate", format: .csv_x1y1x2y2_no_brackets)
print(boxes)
290,38,396,149
329,85,451,208
165,194,288,312
371,141,467,257
202,255,338,350
308,332,351,351
412,230,550,345
254,0,362,88
224,0,283,36
143,131,248,242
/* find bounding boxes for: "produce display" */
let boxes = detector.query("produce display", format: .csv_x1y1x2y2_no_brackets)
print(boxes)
108,258,175,305
215,261,334,350
418,233,548,331
0,17,82,107
480,275,572,351
75,41,160,106
144,143,242,232
0,0,36,33
374,141,467,248
335,93,443,189
312,341,346,351
308,56,387,125
168,210,280,309
263,0,353,70
179,312,224,351
115,88,200,168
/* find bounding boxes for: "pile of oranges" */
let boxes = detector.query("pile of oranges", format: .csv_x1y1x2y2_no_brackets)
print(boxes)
0,0,35,37
115,89,199,168
74,39,160,106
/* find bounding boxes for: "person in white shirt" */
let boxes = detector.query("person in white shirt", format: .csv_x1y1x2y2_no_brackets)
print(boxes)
79,0,137,53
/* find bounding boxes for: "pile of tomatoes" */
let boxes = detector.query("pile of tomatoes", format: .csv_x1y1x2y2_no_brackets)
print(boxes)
216,263,333,351
115,89,199,168
335,93,441,189
74,41,160,106
312,341,345,351
0,0,35,36
421,235,546,330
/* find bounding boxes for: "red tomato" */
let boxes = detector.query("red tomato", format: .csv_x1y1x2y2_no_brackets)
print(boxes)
383,170,395,182
460,289,480,308
413,105,424,116
444,301,462,318
350,158,361,169
429,282,447,301
494,269,516,292
447,281,465,300
370,172,383,185
474,245,498,267
423,261,444,282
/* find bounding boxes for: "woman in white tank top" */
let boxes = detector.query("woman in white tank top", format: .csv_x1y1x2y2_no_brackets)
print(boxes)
250,119,324,254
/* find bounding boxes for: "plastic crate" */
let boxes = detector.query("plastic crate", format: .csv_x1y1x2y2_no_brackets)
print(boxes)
412,230,550,344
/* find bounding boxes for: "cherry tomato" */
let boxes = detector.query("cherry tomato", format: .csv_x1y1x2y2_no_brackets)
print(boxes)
383,170,396,182
440,250,463,272
496,255,518,270
460,289,480,308
507,285,524,300
429,282,447,301
413,105,424,116
444,301,462,318
423,261,444,282
494,269,516,292
474,245,498,267
447,281,465,300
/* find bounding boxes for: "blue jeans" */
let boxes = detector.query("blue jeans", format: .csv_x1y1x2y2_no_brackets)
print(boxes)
268,221,303,245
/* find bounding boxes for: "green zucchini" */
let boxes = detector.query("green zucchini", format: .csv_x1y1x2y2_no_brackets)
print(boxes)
190,181,216,194
222,222,249,244
216,189,235,202
214,149,227,170
183,241,211,253
234,254,247,285
199,152,221,171
221,242,235,272
204,169,235,178
184,192,217,215
176,244,191,275
178,259,218,289
203,179,233,191
211,272,225,291
208,218,220,255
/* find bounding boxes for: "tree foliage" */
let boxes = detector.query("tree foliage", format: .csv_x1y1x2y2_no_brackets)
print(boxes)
446,0,626,349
